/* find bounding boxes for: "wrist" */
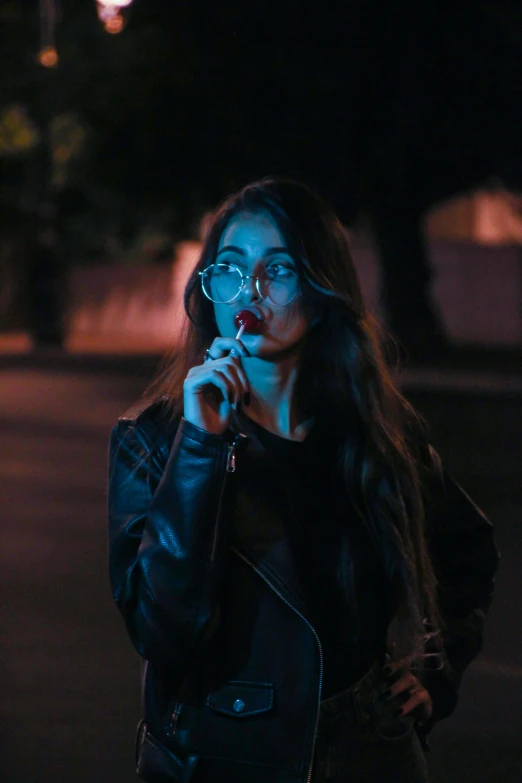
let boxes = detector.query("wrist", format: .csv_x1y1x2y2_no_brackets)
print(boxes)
180,417,230,443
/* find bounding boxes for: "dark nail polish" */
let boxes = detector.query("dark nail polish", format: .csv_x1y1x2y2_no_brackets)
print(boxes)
382,666,393,678
394,708,404,718
228,392,233,404
384,670,403,688
380,689,392,701
244,391,251,406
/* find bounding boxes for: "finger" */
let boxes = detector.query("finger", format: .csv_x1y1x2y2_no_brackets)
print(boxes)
211,365,244,406
197,368,234,405
189,362,243,402
210,337,249,358
209,355,249,394
393,688,416,708
217,363,243,405
379,671,417,703
395,687,433,720
381,659,409,684
380,661,413,685
226,356,250,396
381,668,406,688
386,672,418,698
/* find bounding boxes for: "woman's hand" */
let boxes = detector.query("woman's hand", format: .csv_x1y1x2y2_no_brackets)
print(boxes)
379,659,433,725
183,337,250,435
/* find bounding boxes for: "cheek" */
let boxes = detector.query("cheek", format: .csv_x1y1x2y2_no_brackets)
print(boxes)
213,304,229,334
273,299,311,336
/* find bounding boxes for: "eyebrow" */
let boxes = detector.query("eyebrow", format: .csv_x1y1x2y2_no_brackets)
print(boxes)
216,245,292,257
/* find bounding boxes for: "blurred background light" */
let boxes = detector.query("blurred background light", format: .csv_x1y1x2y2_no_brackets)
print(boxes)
95,0,134,34
39,0,59,66
38,45,59,68
104,14,125,34
96,0,134,6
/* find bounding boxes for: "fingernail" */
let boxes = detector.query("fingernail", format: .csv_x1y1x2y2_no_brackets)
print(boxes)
382,666,393,678
394,708,404,717
228,392,233,404
379,689,392,701
244,391,251,406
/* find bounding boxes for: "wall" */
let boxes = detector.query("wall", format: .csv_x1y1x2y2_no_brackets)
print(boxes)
66,239,521,348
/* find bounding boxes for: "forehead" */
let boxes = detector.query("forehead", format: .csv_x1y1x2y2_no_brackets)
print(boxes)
218,210,288,252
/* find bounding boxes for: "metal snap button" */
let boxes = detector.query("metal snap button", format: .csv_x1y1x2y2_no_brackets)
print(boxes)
233,698,246,713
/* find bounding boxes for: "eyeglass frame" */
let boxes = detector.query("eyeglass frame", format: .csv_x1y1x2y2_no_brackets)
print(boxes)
198,262,300,306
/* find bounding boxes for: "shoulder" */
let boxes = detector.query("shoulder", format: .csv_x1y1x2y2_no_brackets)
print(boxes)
113,396,181,453
119,395,175,427
401,412,442,478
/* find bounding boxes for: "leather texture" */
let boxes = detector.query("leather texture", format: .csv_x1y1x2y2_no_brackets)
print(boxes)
136,720,200,782
206,681,275,718
108,399,501,782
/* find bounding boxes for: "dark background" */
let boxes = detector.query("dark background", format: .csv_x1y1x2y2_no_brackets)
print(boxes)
1,2,521,782
1,0,522,351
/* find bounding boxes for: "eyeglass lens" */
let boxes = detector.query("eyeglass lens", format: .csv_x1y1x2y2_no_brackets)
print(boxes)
202,264,298,305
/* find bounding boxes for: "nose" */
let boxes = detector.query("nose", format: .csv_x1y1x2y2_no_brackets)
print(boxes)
240,274,262,303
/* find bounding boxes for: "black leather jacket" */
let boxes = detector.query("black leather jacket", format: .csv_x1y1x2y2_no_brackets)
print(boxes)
107,400,500,783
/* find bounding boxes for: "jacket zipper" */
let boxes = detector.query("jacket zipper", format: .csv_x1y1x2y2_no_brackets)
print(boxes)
233,548,323,783
166,699,184,739
169,435,242,736
208,435,241,563
226,440,238,472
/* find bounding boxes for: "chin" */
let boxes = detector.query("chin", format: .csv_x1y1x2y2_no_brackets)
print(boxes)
254,340,303,361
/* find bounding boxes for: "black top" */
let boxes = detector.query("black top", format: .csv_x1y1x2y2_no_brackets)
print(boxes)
237,413,392,699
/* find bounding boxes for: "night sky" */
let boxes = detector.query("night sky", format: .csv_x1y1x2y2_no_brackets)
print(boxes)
1,0,521,343
3,1,521,226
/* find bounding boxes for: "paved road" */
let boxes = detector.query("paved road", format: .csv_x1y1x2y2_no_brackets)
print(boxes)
1,358,520,782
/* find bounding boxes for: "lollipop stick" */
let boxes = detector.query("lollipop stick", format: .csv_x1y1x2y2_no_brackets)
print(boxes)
231,323,246,411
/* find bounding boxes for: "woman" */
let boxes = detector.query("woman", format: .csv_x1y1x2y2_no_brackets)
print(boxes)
108,177,500,783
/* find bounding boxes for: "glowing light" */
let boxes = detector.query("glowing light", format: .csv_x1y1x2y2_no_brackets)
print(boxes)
98,0,134,6
95,0,133,34
38,46,59,68
39,0,58,66
104,14,124,34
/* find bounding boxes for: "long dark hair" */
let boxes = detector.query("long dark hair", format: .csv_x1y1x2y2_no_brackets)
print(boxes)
144,176,446,671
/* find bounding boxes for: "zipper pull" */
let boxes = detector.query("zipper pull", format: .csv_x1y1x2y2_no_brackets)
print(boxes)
226,442,237,472
166,702,182,738
226,432,247,473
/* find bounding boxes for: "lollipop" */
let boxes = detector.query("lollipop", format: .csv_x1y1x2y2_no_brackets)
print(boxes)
234,309,262,340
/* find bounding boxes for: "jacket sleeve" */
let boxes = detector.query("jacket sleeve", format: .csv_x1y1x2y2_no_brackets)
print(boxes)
416,448,501,738
107,414,234,669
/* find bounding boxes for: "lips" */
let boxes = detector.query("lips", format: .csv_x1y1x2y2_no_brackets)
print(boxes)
234,307,265,334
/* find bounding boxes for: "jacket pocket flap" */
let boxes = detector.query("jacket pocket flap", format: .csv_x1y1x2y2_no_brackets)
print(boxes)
207,681,274,718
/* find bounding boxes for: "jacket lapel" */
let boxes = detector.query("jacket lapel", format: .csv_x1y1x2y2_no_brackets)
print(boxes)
232,536,311,621
228,409,312,620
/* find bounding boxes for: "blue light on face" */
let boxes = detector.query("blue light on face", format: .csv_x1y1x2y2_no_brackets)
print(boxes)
201,261,299,305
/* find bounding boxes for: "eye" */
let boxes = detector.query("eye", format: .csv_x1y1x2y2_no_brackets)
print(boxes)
215,262,240,274
266,263,294,279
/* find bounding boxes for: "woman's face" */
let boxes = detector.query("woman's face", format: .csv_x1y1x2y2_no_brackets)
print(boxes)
212,210,313,359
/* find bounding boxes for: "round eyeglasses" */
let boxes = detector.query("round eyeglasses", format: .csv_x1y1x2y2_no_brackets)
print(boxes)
199,263,300,306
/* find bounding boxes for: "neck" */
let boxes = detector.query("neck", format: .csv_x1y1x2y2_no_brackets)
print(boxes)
242,352,312,439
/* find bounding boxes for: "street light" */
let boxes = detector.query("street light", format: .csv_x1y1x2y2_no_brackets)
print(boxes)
95,0,135,35
39,0,59,67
